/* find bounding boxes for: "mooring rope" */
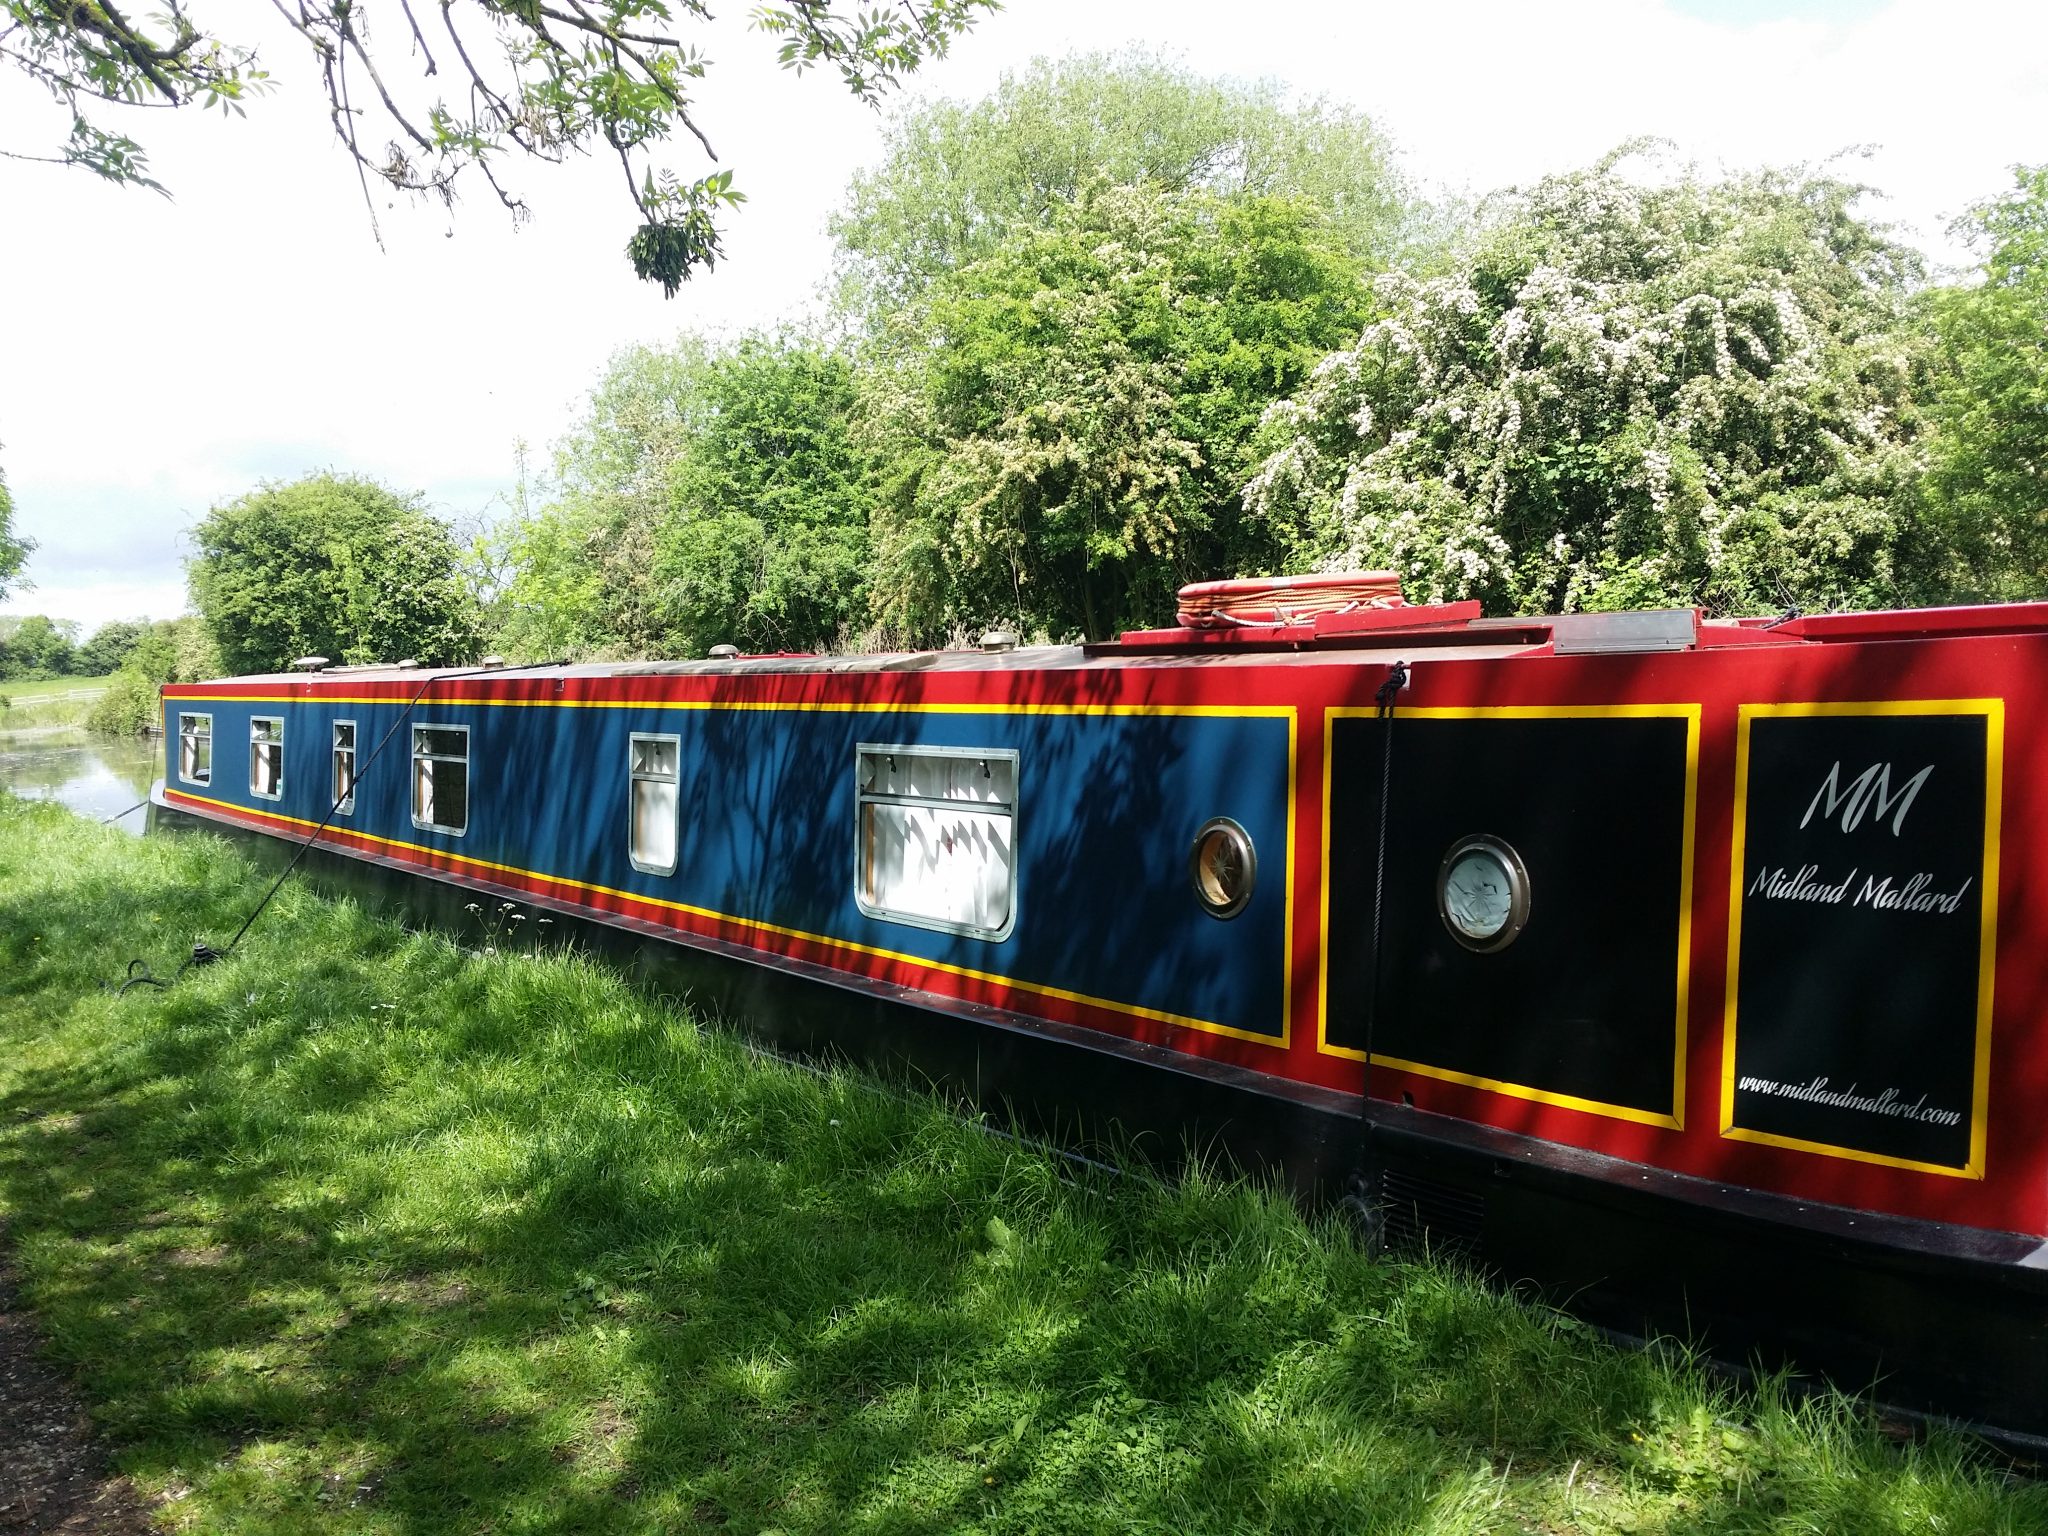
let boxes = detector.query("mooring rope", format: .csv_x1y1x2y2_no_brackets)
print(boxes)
1351,657,1409,1245
107,660,563,995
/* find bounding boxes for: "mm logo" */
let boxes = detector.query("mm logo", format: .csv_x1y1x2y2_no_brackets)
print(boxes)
1800,761,1932,836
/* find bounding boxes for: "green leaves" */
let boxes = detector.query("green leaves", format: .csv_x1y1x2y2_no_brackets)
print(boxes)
5,3,985,290
187,474,481,674
861,182,1370,643
754,0,996,101
627,216,720,296
1919,165,2048,600
626,168,747,294
497,331,871,660
1,2,268,188
0,450,28,602
85,618,215,735
832,49,1413,324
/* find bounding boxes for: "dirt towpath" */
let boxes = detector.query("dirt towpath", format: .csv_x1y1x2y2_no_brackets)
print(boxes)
0,1249,154,1534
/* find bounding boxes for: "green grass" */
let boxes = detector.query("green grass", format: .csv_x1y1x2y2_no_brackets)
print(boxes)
0,673,113,728
0,796,2038,1534
0,672,115,700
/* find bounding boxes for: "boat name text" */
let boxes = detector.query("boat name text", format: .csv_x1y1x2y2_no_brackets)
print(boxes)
1745,865,1973,915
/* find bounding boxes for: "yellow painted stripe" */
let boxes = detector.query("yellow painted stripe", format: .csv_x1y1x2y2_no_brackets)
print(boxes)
1279,710,1298,1051
1721,709,1753,1139
1729,699,2006,719
163,766,1295,1050
1367,1053,1683,1130
1717,1125,1988,1180
1672,709,1700,1130
1382,703,1707,720
167,692,1294,720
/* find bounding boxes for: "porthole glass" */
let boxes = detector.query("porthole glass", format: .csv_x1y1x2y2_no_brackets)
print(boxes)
1437,835,1531,952
1190,817,1256,919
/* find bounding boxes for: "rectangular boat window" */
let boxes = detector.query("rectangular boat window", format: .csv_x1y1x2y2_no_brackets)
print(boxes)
855,744,1017,939
177,712,212,786
411,722,469,835
628,732,681,875
332,720,357,815
250,716,283,800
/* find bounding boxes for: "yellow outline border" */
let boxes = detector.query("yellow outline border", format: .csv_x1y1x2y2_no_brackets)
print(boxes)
1316,703,1700,1132
169,692,1281,719
160,694,1299,1050
1720,698,2003,1179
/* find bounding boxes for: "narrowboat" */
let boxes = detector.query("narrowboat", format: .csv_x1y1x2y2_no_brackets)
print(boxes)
151,582,2048,1446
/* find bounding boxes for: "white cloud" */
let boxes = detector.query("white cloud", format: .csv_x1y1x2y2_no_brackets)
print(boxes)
2,0,2044,632
7,578,188,632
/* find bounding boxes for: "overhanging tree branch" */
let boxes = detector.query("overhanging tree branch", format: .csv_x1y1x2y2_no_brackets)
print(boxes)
395,0,438,75
3,0,999,290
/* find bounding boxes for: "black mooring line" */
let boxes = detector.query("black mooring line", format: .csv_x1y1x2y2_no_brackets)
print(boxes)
122,660,567,989
1356,659,1409,1226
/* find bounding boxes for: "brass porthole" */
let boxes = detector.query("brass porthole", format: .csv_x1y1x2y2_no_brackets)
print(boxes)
1436,834,1532,953
1190,817,1257,920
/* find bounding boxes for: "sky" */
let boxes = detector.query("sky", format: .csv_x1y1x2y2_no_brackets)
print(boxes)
3,0,2045,632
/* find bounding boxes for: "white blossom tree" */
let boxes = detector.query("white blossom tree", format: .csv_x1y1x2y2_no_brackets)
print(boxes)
1245,149,1941,616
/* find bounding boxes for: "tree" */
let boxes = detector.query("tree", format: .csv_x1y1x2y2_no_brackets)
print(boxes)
75,618,146,676
653,333,871,654
1921,165,2048,599
497,338,719,660
189,473,480,675
498,330,870,659
861,180,1371,642
0,614,77,678
833,49,1411,322
0,449,31,601
1244,151,1938,616
86,616,217,735
2,1,993,293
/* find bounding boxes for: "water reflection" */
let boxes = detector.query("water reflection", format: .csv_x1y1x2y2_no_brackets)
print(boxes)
0,729,163,834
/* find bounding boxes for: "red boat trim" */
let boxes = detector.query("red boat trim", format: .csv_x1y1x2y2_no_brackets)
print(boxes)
1771,602,2048,644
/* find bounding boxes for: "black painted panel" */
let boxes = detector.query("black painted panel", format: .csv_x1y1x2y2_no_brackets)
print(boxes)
1727,710,1991,1170
1328,714,1690,1119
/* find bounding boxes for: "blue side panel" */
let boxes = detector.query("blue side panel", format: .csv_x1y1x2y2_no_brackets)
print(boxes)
166,696,1292,1038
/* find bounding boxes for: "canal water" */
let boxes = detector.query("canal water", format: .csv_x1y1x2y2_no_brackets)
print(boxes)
0,729,163,834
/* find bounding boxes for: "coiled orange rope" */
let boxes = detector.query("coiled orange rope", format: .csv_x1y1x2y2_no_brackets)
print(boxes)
1175,572,1404,629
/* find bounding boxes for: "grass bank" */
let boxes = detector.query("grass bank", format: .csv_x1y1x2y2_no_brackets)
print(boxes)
0,673,113,730
0,798,2037,1534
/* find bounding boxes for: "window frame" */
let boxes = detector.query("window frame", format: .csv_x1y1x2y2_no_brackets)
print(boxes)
249,715,285,801
853,741,1019,942
410,721,471,836
176,711,213,787
627,730,682,877
331,718,357,816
